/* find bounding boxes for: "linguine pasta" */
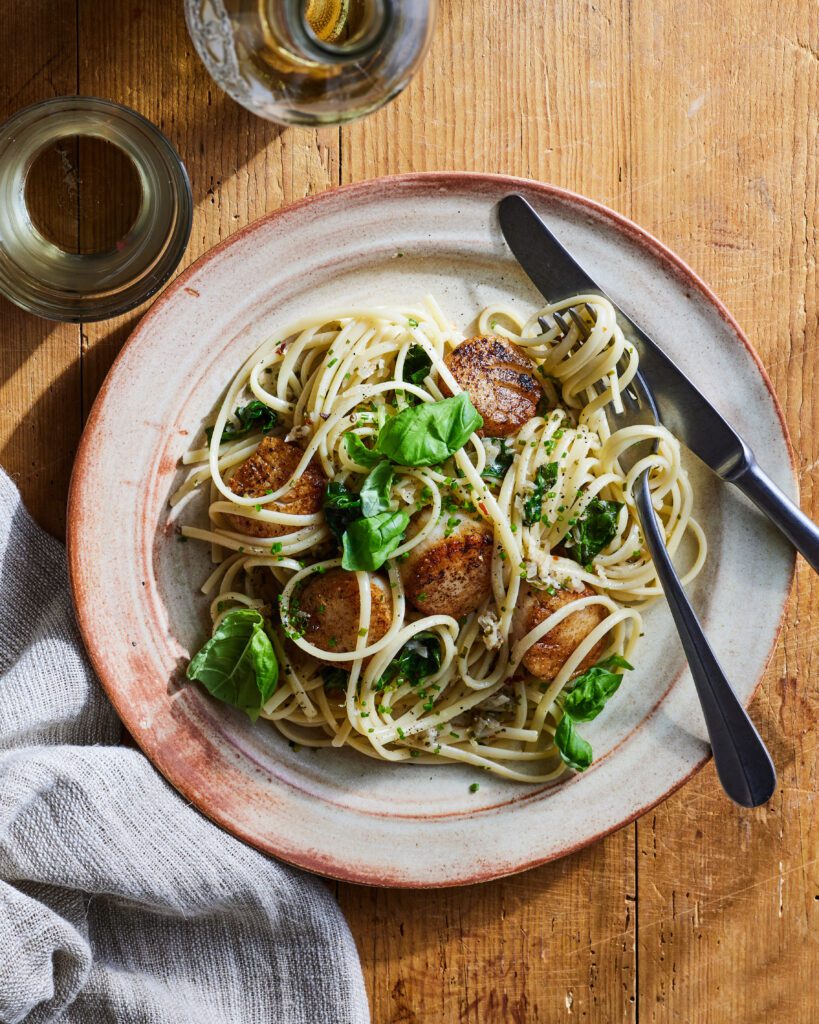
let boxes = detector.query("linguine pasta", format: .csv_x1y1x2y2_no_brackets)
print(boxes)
173,294,706,783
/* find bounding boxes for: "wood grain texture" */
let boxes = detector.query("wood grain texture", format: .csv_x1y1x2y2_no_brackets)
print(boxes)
1,0,817,1020
0,0,79,538
627,5,819,1023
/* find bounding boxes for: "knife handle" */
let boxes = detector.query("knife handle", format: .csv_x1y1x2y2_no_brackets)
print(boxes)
634,472,776,808
728,457,819,575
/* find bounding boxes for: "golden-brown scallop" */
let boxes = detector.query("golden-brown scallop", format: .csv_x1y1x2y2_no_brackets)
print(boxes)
512,584,606,681
443,334,544,437
399,511,493,619
297,568,392,661
225,436,326,538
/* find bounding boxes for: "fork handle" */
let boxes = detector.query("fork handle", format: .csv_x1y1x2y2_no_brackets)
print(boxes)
727,456,819,575
634,471,776,807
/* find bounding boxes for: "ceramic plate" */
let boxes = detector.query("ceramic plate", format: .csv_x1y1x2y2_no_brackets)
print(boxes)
68,173,795,887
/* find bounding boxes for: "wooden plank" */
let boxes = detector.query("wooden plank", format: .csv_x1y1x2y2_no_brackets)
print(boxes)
626,2,819,1021
0,1,79,538
338,837,635,1023
76,0,340,413
339,2,637,1021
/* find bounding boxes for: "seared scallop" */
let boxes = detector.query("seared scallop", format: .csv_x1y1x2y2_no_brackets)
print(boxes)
399,511,493,619
226,436,326,538
443,335,544,437
297,568,392,660
512,584,606,681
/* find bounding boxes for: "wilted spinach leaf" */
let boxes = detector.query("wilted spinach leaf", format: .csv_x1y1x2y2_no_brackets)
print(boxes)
323,481,361,544
564,497,622,564
481,438,515,481
322,667,349,692
207,400,278,443
402,344,433,386
377,631,442,690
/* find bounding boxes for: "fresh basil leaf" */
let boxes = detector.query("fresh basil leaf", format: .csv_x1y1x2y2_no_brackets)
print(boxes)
323,481,361,544
523,462,558,526
359,461,394,518
377,630,442,690
597,654,634,672
341,510,409,571
562,655,633,723
207,400,278,443
374,393,483,467
554,715,593,772
343,433,383,468
403,344,433,386
481,438,515,481
322,667,349,692
564,497,622,564
187,608,278,721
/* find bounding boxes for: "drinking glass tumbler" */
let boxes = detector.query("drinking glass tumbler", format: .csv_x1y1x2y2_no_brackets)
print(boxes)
185,0,436,126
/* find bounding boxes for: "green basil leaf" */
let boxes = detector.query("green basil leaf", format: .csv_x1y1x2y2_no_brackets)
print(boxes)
564,497,622,564
323,481,361,544
374,393,483,467
207,400,278,443
562,656,633,723
523,462,559,526
481,438,515,481
343,433,383,468
554,715,593,772
403,344,433,386
341,510,409,571
187,608,278,721
596,654,634,672
377,630,442,690
359,461,394,518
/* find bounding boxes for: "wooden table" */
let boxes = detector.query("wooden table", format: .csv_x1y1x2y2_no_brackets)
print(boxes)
3,2,817,1020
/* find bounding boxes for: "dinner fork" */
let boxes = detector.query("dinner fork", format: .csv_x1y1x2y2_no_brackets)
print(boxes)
539,305,777,807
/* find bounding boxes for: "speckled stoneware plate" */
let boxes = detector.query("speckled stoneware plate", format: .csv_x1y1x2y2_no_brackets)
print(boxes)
68,173,796,887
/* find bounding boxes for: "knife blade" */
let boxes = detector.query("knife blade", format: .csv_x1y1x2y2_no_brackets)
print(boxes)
498,192,819,574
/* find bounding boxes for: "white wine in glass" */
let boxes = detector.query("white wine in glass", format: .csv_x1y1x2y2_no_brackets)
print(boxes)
185,0,436,125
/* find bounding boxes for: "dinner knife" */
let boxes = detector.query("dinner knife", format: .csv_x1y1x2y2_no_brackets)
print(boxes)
499,193,819,574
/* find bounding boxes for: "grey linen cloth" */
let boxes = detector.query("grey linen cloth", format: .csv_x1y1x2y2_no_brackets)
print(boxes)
0,469,369,1024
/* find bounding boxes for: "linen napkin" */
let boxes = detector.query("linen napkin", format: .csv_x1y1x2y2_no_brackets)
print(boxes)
0,468,370,1024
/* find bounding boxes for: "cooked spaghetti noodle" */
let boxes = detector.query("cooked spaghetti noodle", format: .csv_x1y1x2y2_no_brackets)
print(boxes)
173,294,706,783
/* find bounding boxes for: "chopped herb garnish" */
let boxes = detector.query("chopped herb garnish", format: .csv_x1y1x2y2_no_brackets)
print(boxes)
523,463,559,526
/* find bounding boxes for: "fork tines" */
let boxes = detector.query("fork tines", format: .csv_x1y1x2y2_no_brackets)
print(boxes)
537,302,598,340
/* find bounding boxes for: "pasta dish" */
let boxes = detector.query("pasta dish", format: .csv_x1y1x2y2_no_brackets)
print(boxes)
173,294,705,783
